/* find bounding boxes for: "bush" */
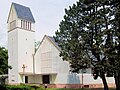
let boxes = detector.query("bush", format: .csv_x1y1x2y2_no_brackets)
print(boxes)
30,85,44,90
6,85,32,90
0,85,7,90
0,84,44,90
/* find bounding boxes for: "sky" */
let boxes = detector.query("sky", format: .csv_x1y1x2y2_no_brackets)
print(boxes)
0,0,78,47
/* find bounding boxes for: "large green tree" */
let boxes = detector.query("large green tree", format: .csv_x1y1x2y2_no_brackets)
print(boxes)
106,0,120,89
54,0,120,90
0,47,11,74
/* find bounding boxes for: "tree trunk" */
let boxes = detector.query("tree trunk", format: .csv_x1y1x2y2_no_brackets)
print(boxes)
101,73,109,90
114,72,120,90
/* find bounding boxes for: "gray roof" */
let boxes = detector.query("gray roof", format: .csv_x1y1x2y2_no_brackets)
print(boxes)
12,3,35,23
47,36,60,49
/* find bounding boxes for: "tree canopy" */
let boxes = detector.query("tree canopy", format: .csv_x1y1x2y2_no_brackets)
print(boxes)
54,0,120,90
0,47,11,74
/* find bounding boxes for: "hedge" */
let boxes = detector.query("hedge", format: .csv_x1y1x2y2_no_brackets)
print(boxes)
0,84,44,90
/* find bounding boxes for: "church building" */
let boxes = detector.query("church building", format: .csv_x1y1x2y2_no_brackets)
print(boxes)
7,3,115,88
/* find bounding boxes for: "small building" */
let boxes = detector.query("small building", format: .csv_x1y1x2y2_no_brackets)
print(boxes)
7,2,115,88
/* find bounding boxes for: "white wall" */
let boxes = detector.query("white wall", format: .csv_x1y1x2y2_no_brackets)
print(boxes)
35,36,70,74
17,28,35,73
8,5,19,84
8,4,35,84
35,36,51,74
8,27,35,84
8,30,19,84
8,5,17,31
35,36,80,84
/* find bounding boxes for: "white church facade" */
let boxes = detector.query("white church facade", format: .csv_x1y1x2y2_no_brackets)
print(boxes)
7,3,115,88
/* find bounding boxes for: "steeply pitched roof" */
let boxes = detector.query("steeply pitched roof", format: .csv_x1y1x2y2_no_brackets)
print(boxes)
12,3,35,23
47,35,59,46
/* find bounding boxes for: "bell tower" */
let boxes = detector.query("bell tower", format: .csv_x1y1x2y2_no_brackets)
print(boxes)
7,3,35,84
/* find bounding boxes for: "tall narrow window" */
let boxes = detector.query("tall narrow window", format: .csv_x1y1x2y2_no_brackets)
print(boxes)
28,22,29,30
26,21,27,29
21,20,23,28
23,20,25,29
30,22,31,30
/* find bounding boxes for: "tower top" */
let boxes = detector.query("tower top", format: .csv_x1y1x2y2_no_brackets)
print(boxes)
7,2,35,23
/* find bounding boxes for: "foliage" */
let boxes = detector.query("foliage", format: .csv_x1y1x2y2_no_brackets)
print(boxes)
0,84,44,90
35,41,40,52
0,47,11,74
54,0,120,90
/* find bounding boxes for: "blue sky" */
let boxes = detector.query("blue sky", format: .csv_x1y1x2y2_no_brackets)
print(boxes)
0,0,78,47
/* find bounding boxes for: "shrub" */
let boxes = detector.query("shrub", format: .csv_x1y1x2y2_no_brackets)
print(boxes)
6,85,32,90
30,85,44,90
0,84,45,90
0,85,7,90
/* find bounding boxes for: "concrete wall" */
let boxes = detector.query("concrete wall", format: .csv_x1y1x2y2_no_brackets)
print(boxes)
17,29,35,73
35,36,70,74
8,4,35,84
8,5,21,84
8,5,17,31
35,36,80,84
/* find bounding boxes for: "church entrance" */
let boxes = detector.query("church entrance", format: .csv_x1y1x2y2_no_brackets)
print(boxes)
42,75,50,84
25,76,28,83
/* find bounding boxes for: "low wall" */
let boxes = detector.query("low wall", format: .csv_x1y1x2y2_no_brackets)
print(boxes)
47,84,82,88
40,83,116,88
8,83,116,88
